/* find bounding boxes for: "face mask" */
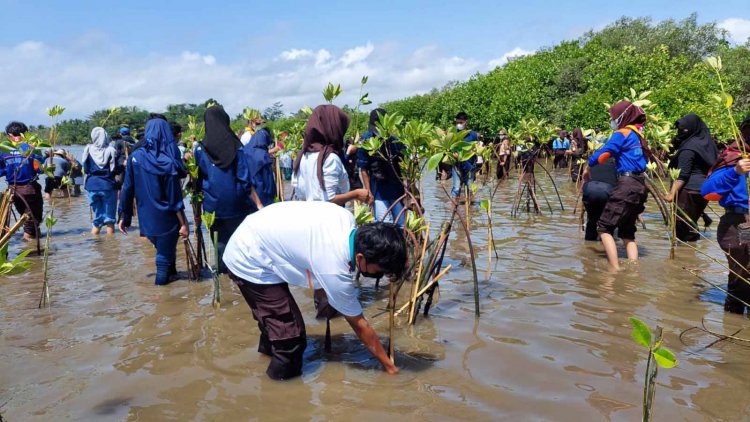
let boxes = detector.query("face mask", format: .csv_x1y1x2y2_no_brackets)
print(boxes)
610,120,619,130
456,124,465,131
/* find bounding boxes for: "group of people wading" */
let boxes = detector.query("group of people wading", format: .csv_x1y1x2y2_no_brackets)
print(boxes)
3,98,750,380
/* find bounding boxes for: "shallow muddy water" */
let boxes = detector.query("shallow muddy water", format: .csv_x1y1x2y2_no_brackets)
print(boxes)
2,153,750,421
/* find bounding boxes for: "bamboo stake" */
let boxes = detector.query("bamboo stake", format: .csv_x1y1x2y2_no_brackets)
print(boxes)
408,223,431,324
396,265,453,316
0,214,29,250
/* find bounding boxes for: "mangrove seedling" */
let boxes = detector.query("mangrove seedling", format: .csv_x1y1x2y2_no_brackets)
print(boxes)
201,211,220,308
629,317,678,422
39,208,57,308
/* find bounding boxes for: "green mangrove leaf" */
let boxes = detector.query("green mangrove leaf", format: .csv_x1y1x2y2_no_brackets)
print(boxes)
202,211,216,230
480,199,490,212
426,153,444,172
361,75,369,85
653,347,678,369
629,317,652,349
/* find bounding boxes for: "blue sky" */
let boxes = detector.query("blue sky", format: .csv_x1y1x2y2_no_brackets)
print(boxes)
1,0,748,124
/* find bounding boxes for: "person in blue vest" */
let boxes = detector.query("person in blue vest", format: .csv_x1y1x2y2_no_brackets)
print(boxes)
701,115,750,314
82,127,118,235
118,117,189,285
243,124,277,206
195,105,264,273
0,121,44,241
451,111,479,199
582,100,648,270
358,108,406,226
43,149,71,199
552,130,571,169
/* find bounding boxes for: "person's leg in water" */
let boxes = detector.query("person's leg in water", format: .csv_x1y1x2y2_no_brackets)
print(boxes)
234,278,307,380
103,189,118,235
451,166,463,198
675,190,707,242
718,213,750,314
88,190,104,235
211,216,246,274
13,182,43,241
149,232,179,285
583,184,609,241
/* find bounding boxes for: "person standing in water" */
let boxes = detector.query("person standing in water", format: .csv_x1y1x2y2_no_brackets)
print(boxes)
582,156,617,241
82,127,119,235
495,130,511,180
243,123,278,206
701,115,750,314
223,201,406,380
195,105,264,273
552,130,570,169
451,111,479,199
118,118,189,285
582,100,649,270
665,114,718,242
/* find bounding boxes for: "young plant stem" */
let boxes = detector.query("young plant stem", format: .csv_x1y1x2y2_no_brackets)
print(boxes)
39,208,54,308
643,326,663,422
212,231,220,309
388,280,396,364
408,224,431,324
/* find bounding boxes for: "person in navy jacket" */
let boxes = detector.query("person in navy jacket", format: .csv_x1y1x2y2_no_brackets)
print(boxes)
118,117,189,285
195,105,264,273
451,111,479,198
82,127,118,235
582,100,649,270
701,115,750,314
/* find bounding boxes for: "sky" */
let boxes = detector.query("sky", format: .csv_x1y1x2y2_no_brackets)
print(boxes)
1,0,749,125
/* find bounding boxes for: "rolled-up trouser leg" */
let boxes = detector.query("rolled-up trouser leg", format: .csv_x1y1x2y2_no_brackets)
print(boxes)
717,213,750,314
235,279,307,380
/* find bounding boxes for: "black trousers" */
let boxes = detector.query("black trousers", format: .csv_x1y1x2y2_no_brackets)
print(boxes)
553,150,567,168
11,182,43,238
233,277,307,380
717,213,750,314
675,189,708,242
597,176,647,240
210,216,246,274
583,181,613,241
496,157,511,179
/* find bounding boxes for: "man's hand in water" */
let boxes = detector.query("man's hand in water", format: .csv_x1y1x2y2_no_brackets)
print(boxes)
345,314,399,375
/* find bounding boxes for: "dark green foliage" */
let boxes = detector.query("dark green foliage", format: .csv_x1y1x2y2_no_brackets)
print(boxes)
382,15,750,140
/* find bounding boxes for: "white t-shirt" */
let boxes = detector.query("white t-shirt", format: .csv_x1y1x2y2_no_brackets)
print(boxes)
291,151,349,201
240,130,253,146
223,201,362,317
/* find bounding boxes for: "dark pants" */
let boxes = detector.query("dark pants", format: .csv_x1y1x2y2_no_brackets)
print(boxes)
148,232,179,285
496,158,511,179
211,216,246,274
717,213,750,314
583,181,614,241
44,176,62,194
597,175,647,240
233,276,307,380
675,189,708,242
11,182,43,238
570,157,583,183
553,150,567,168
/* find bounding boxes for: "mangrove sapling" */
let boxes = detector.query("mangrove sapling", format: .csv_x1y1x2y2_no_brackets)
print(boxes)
629,317,678,422
39,208,57,308
184,115,208,272
479,199,499,278
201,211,220,308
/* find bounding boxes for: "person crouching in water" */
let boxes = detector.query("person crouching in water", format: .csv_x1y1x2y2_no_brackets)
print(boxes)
702,115,750,314
582,101,649,270
118,118,189,285
223,201,406,379
582,156,617,241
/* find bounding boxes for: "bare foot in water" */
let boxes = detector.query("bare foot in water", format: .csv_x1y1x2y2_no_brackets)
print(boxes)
105,225,115,235
91,226,101,235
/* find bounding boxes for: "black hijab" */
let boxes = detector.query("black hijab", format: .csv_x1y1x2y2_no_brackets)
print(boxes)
368,108,386,134
675,114,718,167
202,105,242,169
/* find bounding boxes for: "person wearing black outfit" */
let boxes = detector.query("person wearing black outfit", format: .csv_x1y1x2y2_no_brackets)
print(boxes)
665,114,718,242
582,158,617,241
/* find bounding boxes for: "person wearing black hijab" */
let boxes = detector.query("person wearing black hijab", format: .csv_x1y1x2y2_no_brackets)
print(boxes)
194,105,263,272
665,114,719,242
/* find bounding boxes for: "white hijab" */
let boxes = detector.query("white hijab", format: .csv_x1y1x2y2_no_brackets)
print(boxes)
82,127,116,171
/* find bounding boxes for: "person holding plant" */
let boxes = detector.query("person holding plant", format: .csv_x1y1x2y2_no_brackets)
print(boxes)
118,117,189,285
292,104,371,205
82,127,118,235
196,105,264,273
552,130,570,169
664,114,718,242
0,121,44,241
451,111,479,198
67,152,83,197
222,201,406,380
582,100,649,270
357,108,406,226
43,149,71,199
701,115,750,314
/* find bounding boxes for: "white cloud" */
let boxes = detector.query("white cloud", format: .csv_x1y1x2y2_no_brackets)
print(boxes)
0,39,492,125
719,18,750,44
488,47,533,69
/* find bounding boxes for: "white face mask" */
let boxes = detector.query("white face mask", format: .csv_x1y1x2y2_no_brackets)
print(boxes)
456,123,466,131
610,120,619,130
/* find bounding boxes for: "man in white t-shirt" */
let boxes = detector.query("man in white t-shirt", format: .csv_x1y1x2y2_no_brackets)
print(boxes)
223,201,406,379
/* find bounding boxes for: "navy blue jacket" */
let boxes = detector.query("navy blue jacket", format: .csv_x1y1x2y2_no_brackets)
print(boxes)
195,143,257,219
83,156,116,192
